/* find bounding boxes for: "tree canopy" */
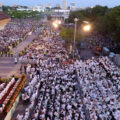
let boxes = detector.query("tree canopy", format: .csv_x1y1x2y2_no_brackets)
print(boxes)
60,26,83,44
5,10,42,19
67,5,120,42
3,5,43,19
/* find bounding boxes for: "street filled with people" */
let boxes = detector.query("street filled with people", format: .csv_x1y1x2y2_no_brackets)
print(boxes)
14,26,120,120
0,19,41,57
17,27,86,120
84,33,120,53
75,57,120,119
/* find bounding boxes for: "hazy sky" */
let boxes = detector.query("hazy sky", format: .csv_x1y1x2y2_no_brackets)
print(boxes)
0,0,120,8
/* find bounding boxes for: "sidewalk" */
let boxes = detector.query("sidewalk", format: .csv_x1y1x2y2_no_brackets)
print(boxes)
12,33,36,57
0,29,41,78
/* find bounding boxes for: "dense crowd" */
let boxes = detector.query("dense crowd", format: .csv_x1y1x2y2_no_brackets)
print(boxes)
6,26,119,120
0,19,41,57
17,28,86,120
85,33,120,53
75,57,120,119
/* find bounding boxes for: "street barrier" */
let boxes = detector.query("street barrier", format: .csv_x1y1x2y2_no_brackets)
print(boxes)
4,93,20,120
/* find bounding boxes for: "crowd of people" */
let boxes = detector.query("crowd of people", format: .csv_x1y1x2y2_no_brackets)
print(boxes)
5,25,118,120
75,56,120,119
17,27,86,120
0,19,41,57
85,33,120,53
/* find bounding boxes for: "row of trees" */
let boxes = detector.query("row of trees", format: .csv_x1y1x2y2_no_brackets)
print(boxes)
3,5,28,12
6,11,43,19
67,5,120,42
3,6,43,19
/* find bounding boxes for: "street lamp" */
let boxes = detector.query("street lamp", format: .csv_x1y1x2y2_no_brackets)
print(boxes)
52,19,62,29
73,18,79,59
52,20,62,36
58,20,62,25
83,24,91,32
73,19,92,59
52,21,58,29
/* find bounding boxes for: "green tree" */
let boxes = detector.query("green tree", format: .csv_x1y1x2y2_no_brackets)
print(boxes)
104,6,120,42
67,5,109,24
5,10,42,19
60,26,82,43
66,27,74,42
60,27,68,40
90,5,109,21
68,10,85,23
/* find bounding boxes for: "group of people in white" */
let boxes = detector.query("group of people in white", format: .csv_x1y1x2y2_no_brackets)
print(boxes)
16,26,119,120
75,56,120,119
17,28,85,120
0,19,41,56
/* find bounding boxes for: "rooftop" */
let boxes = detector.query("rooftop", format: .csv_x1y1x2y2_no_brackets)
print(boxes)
0,12,10,21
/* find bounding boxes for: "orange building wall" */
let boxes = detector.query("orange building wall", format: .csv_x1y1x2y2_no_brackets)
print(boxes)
0,18,11,30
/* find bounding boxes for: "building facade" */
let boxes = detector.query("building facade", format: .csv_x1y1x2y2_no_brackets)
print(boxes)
32,5,45,12
0,2,2,11
51,9,70,21
70,3,76,10
0,12,10,30
56,4,60,8
62,0,67,10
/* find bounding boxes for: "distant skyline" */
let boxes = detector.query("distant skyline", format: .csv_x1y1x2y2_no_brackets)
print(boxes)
0,0,120,8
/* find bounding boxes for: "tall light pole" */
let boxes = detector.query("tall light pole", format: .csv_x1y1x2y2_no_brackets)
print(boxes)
73,18,79,59
73,19,92,59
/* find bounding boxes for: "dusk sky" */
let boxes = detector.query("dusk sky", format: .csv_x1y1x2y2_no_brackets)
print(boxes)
0,0,120,8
